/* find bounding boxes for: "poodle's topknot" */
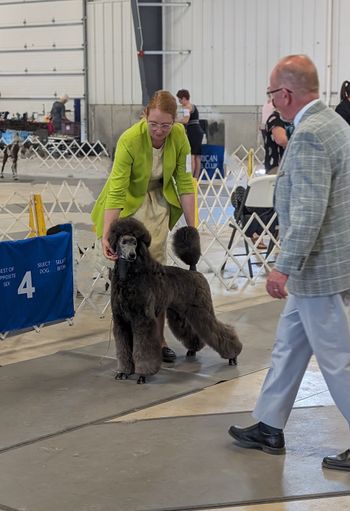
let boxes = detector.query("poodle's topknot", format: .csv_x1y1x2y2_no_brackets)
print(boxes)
172,226,201,267
109,217,151,252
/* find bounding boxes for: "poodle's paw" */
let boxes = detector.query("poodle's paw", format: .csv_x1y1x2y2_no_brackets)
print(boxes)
229,357,237,366
186,349,197,358
115,372,128,380
137,375,146,384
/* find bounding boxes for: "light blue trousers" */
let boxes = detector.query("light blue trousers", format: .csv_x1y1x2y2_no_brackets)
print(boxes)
253,293,350,429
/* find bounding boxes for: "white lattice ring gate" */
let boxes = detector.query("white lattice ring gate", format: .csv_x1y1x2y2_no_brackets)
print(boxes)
0,145,278,326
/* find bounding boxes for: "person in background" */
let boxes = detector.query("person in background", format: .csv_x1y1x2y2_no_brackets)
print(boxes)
176,89,204,180
260,97,275,144
91,90,195,363
264,109,293,174
228,54,350,472
335,80,350,125
50,94,70,134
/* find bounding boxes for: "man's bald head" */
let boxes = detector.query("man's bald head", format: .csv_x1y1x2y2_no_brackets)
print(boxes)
269,54,319,121
272,54,319,96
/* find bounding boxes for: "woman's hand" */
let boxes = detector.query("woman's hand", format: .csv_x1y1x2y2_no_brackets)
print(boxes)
102,209,121,260
102,237,118,261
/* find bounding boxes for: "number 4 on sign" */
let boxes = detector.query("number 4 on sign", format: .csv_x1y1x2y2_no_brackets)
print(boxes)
18,271,36,299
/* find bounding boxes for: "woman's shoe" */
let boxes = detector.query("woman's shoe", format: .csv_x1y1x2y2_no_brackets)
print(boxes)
162,346,177,362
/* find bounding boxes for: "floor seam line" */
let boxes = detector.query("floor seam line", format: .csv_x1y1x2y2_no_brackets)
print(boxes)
0,503,21,511
0,382,221,455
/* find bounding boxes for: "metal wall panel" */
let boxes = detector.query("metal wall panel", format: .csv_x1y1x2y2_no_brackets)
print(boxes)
1,0,349,119
331,0,350,103
164,0,331,106
87,0,142,105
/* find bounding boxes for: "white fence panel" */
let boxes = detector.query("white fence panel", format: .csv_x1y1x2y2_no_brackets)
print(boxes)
0,144,279,322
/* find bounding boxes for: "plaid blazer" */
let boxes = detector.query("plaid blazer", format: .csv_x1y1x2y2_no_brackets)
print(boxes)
275,100,350,296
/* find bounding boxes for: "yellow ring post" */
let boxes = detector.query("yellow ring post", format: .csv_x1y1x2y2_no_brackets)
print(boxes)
193,177,199,228
28,201,36,238
247,148,254,177
34,194,47,236
28,194,47,237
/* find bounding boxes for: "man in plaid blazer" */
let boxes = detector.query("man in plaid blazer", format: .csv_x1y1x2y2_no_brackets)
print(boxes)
229,54,350,471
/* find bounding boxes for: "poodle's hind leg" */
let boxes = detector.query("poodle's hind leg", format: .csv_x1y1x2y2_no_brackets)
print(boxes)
132,316,162,382
113,316,134,379
188,309,242,364
167,307,205,358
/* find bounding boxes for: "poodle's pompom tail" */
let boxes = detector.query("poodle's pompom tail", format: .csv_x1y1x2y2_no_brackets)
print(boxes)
173,226,201,267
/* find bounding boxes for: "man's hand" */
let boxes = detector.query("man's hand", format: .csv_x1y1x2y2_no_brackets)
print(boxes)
266,268,288,299
102,237,118,261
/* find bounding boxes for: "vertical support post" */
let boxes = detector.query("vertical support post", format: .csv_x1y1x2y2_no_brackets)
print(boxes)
82,0,89,140
131,0,163,105
325,0,333,106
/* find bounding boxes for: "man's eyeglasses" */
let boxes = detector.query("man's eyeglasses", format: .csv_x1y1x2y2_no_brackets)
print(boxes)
266,87,293,98
148,121,173,131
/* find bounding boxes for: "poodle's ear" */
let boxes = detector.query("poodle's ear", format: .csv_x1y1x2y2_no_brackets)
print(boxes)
138,226,151,248
137,239,150,260
128,217,151,247
108,220,120,252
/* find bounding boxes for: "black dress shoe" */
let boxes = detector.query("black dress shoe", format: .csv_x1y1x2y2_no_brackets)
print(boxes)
228,422,285,455
322,449,350,471
162,346,177,363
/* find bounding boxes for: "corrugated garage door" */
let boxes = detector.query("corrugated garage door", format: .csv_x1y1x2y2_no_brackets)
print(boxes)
0,0,86,133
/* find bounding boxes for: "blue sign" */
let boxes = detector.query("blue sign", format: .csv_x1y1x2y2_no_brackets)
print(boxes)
200,144,225,179
0,224,74,333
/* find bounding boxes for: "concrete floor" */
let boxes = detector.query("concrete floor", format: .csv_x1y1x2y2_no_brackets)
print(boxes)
0,164,349,510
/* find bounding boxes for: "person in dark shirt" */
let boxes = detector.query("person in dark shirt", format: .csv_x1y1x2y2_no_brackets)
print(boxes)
335,80,350,125
50,94,69,133
176,89,204,180
264,110,293,174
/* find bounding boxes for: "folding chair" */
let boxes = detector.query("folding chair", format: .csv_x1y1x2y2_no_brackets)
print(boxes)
221,174,278,277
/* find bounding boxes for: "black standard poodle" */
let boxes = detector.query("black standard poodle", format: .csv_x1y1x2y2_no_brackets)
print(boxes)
109,217,242,383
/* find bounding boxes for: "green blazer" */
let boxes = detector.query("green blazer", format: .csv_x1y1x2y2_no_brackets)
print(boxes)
91,119,194,238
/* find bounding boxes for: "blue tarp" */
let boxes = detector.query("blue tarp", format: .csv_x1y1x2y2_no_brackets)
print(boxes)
0,130,30,144
0,224,74,333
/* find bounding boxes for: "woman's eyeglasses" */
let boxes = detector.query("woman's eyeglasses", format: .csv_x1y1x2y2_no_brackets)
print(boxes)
148,121,173,131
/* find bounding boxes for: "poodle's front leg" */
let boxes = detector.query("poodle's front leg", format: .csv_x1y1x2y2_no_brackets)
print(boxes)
113,316,135,379
132,316,162,379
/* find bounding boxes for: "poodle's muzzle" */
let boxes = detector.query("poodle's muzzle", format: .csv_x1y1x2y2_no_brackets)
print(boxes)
117,234,138,262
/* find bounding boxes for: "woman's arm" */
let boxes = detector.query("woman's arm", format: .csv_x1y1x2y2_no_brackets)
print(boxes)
101,133,135,259
180,193,196,227
271,126,289,147
101,136,134,259
177,107,191,125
